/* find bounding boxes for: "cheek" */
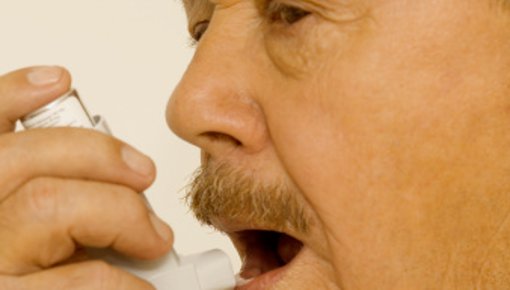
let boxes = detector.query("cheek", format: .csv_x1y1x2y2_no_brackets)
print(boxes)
261,51,510,286
260,0,510,245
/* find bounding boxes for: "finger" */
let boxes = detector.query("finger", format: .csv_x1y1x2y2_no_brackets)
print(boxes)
0,128,156,201
0,66,71,133
55,248,90,267
0,177,173,275
16,261,155,290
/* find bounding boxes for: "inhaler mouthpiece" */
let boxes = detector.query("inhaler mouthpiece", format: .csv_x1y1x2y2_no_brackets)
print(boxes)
89,248,236,290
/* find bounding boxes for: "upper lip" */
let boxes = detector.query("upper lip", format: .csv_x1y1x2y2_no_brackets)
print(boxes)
209,215,304,240
210,216,279,233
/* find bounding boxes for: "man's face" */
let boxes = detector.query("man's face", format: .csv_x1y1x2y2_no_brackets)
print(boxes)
167,0,510,289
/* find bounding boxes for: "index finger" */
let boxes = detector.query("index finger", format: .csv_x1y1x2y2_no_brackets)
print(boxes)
0,66,71,133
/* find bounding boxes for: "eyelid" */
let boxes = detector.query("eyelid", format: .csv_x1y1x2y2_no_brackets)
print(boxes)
266,2,311,23
191,20,210,42
263,0,351,24
263,0,314,14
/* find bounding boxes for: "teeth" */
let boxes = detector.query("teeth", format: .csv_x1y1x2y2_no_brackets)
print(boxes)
235,274,254,287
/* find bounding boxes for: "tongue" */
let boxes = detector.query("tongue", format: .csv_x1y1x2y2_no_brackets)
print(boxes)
238,231,290,279
239,232,304,279
240,242,282,279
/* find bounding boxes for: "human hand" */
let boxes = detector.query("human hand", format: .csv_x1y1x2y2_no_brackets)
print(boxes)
0,66,173,289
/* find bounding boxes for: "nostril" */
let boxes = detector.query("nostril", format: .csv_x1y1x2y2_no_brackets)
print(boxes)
167,77,269,155
200,131,243,147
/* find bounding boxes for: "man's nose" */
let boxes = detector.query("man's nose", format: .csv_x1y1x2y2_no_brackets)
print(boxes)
166,32,268,158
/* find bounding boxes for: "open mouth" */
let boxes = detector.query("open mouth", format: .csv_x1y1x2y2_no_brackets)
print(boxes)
231,230,304,289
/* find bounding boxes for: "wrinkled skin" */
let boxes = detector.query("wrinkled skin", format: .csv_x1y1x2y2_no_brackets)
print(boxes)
167,0,510,289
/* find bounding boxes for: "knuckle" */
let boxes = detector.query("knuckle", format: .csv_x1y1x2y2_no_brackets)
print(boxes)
0,133,29,171
19,178,60,222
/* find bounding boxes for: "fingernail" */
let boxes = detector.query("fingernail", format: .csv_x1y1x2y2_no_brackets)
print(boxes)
121,145,154,177
149,214,173,242
27,66,63,86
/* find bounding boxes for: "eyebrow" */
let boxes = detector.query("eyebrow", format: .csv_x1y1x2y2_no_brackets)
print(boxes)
181,0,211,18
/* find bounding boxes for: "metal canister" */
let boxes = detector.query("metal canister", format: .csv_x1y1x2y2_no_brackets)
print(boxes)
21,89,94,130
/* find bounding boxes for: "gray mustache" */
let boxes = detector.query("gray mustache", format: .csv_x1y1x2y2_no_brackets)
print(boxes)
186,163,310,235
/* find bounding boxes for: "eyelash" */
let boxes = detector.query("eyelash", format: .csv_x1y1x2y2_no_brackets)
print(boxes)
191,1,311,42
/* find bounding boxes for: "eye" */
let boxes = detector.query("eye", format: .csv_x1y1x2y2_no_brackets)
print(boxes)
266,2,311,25
192,21,210,42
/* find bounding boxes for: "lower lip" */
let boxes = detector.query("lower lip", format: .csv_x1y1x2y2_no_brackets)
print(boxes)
235,263,289,290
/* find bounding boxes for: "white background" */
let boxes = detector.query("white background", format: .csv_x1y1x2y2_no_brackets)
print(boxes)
0,0,240,270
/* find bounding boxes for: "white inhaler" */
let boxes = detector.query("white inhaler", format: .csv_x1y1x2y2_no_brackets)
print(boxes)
21,89,236,290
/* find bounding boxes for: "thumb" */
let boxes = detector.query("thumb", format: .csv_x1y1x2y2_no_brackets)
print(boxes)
0,66,72,133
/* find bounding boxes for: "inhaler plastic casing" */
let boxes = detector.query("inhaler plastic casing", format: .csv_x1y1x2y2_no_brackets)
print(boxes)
21,89,236,290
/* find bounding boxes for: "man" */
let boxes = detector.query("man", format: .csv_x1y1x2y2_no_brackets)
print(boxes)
0,0,509,289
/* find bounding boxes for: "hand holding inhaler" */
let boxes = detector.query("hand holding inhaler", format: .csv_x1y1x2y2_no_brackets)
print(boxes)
22,89,236,290
0,67,235,289
0,67,165,289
